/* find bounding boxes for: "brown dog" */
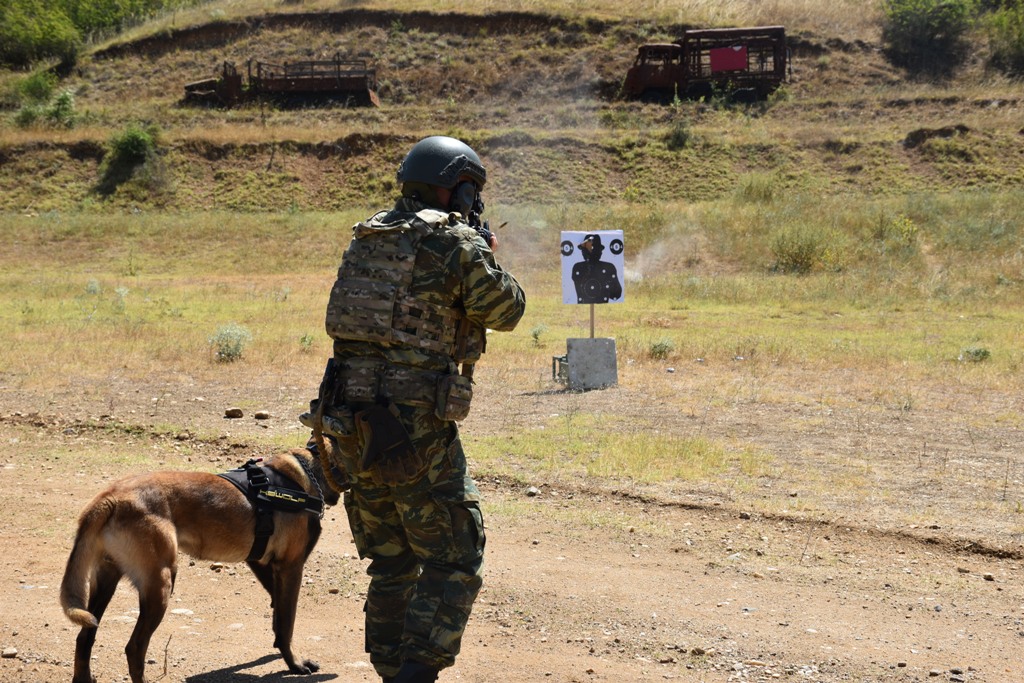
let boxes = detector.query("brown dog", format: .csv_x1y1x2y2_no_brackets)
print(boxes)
59,447,340,683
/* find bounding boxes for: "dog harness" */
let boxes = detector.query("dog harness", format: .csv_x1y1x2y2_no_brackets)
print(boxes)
218,458,324,562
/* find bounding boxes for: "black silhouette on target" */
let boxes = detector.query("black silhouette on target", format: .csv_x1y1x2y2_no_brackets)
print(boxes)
571,234,623,304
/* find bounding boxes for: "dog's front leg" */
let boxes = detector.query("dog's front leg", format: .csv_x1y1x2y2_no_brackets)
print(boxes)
271,562,320,674
247,560,276,608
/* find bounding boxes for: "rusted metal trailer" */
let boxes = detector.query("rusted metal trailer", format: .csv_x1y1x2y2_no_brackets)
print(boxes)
249,55,380,106
624,26,788,101
183,53,379,107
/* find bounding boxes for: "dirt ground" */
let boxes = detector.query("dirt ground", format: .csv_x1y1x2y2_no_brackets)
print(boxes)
0,360,1021,683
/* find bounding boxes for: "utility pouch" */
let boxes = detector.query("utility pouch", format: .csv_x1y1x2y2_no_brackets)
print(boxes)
302,399,356,440
435,373,473,422
355,403,424,486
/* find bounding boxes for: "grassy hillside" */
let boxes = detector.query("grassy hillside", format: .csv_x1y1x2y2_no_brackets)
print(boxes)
0,1,1022,307
1,1,1022,213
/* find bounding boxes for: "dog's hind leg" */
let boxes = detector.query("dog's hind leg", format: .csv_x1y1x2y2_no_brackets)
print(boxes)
72,559,122,683
270,562,320,674
124,564,175,683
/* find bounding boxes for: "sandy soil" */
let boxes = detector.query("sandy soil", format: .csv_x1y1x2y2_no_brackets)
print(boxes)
0,361,1021,683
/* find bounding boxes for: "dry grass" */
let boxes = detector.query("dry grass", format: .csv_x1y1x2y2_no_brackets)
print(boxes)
128,0,883,41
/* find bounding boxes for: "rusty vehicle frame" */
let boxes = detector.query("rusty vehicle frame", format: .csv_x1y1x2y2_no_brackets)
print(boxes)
624,26,788,100
184,53,379,107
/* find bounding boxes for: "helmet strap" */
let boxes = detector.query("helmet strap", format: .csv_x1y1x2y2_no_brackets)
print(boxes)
401,182,444,209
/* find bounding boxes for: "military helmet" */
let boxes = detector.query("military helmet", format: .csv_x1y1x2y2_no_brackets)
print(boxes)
396,136,486,189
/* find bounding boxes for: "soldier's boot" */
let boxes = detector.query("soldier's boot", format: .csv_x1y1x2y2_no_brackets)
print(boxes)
390,660,439,683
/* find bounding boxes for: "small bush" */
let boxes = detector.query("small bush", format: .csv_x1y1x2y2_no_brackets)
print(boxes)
649,338,675,360
46,89,76,128
665,118,692,151
17,71,57,103
97,123,161,196
209,324,252,362
882,0,978,77
109,124,158,166
770,225,829,274
299,333,315,352
14,86,76,129
958,345,991,362
14,104,43,128
530,323,548,347
873,213,919,249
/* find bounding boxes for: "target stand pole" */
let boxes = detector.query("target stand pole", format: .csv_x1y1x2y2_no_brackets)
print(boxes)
590,303,595,339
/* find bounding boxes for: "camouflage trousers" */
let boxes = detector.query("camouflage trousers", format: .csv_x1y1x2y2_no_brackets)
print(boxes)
334,411,485,679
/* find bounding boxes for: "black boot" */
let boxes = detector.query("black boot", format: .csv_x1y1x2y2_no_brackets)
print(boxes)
391,660,440,683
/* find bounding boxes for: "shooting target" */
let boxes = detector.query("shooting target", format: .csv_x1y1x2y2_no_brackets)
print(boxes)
560,230,625,305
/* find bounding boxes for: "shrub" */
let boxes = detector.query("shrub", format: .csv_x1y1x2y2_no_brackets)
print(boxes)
97,123,160,195
530,323,548,347
0,0,80,67
209,324,252,362
109,123,158,166
882,0,978,77
987,4,1024,75
770,225,829,274
14,104,43,128
649,338,675,360
958,345,991,362
17,71,57,103
665,118,692,151
46,89,76,128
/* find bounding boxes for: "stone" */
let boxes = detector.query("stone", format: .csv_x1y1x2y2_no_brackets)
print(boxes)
2,648,17,659
254,410,271,420
224,407,244,418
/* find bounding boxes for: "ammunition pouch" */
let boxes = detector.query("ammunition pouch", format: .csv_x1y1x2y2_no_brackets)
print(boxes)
435,373,473,422
329,358,474,421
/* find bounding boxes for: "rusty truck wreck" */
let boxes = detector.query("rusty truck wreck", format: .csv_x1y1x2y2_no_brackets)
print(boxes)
184,54,379,107
624,26,788,101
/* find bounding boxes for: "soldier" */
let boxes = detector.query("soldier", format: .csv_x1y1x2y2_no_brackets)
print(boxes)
305,136,526,683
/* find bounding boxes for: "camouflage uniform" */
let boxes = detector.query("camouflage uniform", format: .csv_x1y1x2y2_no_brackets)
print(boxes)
320,196,525,679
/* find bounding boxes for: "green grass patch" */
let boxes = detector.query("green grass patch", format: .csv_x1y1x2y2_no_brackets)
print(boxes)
467,413,771,484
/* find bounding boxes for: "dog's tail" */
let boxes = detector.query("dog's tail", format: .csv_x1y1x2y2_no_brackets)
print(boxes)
59,497,114,628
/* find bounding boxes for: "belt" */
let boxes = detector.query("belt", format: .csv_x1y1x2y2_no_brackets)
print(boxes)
336,358,442,408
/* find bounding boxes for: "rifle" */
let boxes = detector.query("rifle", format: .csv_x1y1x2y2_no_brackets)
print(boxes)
466,192,493,245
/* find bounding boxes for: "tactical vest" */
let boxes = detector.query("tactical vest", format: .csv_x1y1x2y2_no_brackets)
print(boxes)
325,208,483,364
